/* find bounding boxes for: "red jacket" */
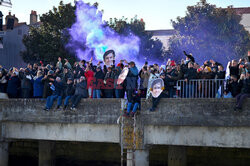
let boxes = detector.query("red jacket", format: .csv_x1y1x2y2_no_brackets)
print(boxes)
84,70,94,88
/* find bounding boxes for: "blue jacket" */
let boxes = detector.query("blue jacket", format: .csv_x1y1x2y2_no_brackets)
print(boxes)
126,67,138,90
51,81,64,96
33,76,44,97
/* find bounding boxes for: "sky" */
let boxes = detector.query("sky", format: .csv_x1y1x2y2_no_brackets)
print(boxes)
0,0,250,30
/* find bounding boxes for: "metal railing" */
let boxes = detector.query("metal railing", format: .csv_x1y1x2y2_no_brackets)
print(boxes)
176,79,226,98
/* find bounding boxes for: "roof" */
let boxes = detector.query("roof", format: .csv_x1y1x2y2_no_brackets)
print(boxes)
2,22,27,31
233,7,250,15
147,29,176,36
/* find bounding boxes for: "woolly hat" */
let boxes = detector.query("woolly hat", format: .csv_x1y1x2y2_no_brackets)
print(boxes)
170,60,176,67
205,66,212,72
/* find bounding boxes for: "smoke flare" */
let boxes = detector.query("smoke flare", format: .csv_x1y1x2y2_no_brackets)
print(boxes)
67,0,141,63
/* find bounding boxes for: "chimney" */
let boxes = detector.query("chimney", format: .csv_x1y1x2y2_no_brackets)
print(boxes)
5,12,19,29
30,10,37,25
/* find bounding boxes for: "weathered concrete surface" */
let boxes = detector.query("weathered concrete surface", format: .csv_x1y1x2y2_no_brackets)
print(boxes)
134,149,149,166
141,98,250,127
145,125,250,148
1,98,250,126
4,122,119,143
1,98,250,149
0,99,121,124
0,93,8,99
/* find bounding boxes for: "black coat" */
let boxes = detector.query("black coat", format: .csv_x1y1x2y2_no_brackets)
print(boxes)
93,70,105,89
19,71,33,89
74,80,88,98
65,83,75,96
227,80,241,97
6,76,20,97
52,81,64,96
239,78,250,94
42,75,55,98
184,68,197,81
165,69,177,87
229,65,239,78
216,71,225,79
126,68,138,90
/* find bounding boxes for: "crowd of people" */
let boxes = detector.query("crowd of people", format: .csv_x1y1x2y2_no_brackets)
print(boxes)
0,50,249,114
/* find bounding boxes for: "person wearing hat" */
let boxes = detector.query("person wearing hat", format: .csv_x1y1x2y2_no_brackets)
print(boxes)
234,71,250,111
125,61,139,111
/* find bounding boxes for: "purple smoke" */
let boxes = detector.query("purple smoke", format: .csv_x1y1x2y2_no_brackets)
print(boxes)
67,1,141,64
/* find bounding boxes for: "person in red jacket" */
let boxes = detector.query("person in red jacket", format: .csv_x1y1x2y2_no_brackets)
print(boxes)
84,66,94,98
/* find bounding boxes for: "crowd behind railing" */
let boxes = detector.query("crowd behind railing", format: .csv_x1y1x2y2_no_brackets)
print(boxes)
0,51,249,114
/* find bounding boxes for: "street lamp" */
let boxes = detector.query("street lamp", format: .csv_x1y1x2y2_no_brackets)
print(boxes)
0,0,12,8
0,11,3,31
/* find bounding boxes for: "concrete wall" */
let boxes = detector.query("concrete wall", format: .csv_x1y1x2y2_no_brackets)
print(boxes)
140,98,250,127
1,98,250,148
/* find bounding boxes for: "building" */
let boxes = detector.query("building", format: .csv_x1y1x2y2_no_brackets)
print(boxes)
147,29,176,49
234,7,250,32
0,11,38,69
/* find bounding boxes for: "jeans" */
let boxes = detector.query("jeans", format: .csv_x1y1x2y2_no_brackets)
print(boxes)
88,87,92,98
46,95,62,109
127,102,139,114
169,87,175,98
64,96,72,106
71,94,84,108
104,89,113,98
93,89,101,98
115,89,123,98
